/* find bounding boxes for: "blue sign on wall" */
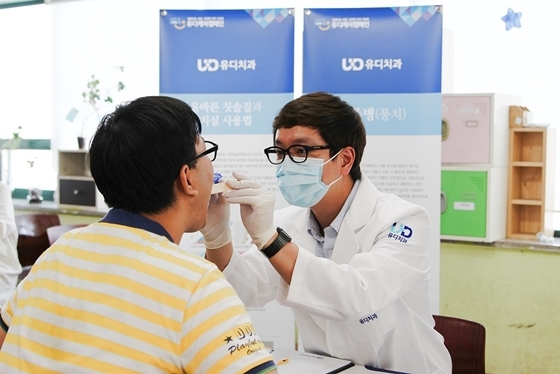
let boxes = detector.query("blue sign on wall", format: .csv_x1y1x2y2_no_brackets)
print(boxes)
303,6,442,135
304,7,442,94
160,9,294,94
160,9,294,135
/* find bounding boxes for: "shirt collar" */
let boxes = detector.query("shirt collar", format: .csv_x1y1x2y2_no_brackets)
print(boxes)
307,178,361,238
330,178,360,233
100,208,174,243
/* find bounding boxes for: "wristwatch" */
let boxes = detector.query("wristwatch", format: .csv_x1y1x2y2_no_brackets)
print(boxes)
260,227,291,258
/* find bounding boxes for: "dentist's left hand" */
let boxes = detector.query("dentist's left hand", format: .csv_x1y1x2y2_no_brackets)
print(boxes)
200,192,232,249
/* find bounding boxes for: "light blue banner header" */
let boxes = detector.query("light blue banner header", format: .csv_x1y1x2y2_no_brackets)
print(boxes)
168,93,292,135
340,93,441,135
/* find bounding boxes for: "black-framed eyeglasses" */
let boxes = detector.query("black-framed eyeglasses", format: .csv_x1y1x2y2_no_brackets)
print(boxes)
263,144,330,165
188,140,218,163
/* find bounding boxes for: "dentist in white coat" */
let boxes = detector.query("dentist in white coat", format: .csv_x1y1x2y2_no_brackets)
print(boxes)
204,92,452,374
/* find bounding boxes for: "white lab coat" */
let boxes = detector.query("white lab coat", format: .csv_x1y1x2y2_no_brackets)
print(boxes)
224,176,452,373
0,182,22,307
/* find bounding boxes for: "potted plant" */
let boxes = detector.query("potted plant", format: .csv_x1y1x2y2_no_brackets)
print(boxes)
26,156,43,203
67,66,125,148
1,125,22,149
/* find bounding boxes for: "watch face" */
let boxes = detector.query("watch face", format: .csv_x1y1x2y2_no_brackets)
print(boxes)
277,227,291,241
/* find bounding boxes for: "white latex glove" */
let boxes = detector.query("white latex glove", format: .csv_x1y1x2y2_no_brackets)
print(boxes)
223,171,276,250
200,189,232,249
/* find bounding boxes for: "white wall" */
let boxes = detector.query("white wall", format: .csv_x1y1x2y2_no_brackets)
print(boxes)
441,0,560,221
0,4,52,139
444,0,559,124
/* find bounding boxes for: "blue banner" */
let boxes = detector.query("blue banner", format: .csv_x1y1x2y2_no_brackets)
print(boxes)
160,10,297,345
160,9,294,94
302,7,443,311
303,7,442,94
160,9,294,134
303,6,442,136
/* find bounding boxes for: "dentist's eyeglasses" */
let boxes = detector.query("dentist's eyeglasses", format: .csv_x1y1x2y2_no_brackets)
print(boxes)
263,144,330,165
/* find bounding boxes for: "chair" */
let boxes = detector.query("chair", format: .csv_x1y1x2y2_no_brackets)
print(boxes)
433,315,486,374
18,266,32,284
15,213,61,268
47,224,88,246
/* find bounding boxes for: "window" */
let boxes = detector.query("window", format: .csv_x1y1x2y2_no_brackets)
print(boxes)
0,0,43,10
0,4,54,199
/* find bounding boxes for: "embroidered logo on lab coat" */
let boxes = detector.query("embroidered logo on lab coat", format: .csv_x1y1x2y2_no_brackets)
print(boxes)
388,222,412,243
359,313,378,324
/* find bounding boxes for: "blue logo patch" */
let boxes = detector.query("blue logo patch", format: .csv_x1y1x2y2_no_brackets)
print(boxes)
388,222,412,243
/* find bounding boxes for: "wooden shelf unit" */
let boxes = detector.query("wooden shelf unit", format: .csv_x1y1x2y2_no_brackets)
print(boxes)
506,127,555,239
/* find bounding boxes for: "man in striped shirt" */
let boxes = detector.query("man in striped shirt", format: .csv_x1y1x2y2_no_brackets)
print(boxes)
0,96,277,374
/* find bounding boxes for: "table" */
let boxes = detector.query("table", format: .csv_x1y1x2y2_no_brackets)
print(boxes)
271,348,408,374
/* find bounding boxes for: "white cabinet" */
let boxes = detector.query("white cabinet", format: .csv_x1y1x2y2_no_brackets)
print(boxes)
442,93,521,166
441,93,522,242
58,150,106,212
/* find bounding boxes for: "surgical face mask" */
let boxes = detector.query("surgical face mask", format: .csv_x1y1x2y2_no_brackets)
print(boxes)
276,150,342,208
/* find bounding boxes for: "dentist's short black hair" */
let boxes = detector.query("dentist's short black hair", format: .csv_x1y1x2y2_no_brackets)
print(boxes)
272,92,366,181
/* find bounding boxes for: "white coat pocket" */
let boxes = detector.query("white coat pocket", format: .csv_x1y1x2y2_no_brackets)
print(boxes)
346,311,396,343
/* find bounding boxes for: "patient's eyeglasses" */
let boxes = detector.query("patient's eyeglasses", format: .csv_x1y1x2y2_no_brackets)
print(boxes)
188,140,218,163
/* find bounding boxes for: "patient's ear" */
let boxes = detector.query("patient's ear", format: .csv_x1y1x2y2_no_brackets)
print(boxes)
178,165,198,197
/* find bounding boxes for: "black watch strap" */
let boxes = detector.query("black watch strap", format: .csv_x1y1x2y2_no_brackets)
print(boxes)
260,227,291,258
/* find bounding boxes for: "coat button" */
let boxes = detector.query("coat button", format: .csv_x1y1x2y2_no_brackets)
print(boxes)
335,348,343,357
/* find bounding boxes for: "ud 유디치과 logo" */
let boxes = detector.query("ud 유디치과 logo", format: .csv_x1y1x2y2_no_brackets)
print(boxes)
314,17,370,31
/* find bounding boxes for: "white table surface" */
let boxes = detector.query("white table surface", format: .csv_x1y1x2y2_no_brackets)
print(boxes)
271,348,405,374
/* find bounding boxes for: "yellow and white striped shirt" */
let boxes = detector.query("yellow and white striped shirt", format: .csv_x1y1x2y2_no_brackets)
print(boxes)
0,209,275,374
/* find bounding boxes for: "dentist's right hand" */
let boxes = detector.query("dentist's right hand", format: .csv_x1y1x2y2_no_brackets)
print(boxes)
200,190,232,249
223,171,276,250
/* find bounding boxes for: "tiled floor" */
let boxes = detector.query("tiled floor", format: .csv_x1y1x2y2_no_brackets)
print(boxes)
440,241,560,374
496,237,560,252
